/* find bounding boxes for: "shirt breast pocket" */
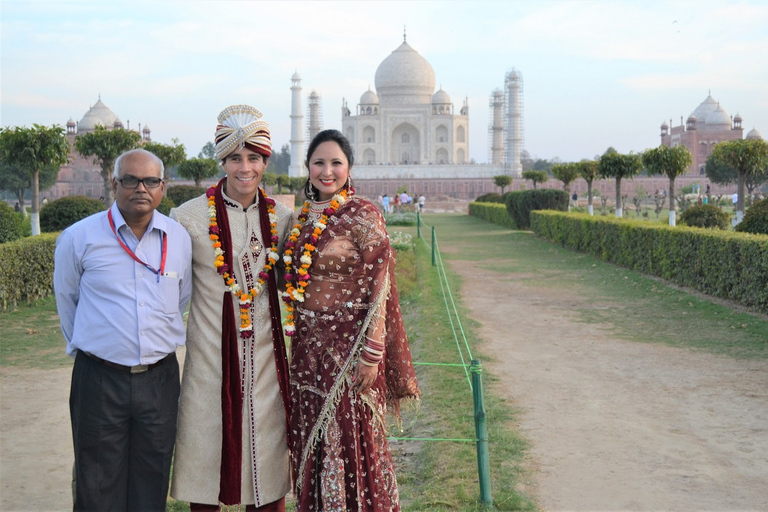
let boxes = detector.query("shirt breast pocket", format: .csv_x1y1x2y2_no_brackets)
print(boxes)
157,275,181,315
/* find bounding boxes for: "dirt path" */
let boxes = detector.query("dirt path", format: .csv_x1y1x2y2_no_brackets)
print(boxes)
452,262,768,511
2,265,768,511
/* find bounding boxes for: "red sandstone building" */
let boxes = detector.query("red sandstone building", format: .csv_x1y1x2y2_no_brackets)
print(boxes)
51,97,151,200
661,93,762,176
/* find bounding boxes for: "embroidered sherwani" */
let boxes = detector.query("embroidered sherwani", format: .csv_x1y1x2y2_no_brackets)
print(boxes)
288,197,420,511
170,191,293,506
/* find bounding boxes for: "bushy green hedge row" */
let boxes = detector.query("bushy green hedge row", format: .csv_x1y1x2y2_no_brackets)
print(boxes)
40,196,106,232
0,202,24,243
506,189,568,229
469,202,517,228
0,233,58,309
530,210,768,314
167,185,206,206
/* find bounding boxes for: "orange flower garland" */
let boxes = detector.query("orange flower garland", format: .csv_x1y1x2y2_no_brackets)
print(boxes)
282,189,348,336
207,187,280,338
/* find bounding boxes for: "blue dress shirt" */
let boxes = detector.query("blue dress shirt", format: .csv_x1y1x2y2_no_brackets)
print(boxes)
54,202,192,366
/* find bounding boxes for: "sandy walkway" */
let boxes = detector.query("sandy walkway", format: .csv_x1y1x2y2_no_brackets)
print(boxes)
453,262,768,511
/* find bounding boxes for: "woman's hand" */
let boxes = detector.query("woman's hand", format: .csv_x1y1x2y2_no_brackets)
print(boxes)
352,361,378,393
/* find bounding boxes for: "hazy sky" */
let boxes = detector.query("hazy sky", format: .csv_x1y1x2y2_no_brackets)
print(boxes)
2,0,767,164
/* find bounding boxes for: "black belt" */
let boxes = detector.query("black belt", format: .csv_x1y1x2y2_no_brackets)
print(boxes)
84,352,173,374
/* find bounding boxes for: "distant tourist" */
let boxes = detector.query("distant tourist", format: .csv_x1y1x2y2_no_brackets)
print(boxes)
418,193,426,212
382,193,390,214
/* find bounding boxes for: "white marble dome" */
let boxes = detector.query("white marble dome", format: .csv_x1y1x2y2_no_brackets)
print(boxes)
432,87,451,104
374,41,435,101
691,94,719,121
360,88,379,105
746,127,763,140
78,98,118,131
705,105,731,127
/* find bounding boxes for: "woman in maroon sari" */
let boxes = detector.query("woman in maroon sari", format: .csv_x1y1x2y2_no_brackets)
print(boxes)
283,130,420,511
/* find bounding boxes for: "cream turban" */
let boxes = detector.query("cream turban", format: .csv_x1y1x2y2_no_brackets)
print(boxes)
214,105,272,161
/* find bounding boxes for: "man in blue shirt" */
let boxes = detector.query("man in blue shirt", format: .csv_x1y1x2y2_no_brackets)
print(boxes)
54,148,192,511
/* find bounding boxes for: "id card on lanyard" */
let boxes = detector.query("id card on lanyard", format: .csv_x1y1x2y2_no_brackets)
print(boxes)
108,209,167,282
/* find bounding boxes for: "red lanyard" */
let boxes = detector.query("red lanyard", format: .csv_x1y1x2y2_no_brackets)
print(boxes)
108,209,167,282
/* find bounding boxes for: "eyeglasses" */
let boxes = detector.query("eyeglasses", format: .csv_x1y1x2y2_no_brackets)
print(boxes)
116,175,163,189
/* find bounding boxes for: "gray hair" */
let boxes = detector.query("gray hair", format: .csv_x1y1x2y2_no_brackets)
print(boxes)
113,148,165,179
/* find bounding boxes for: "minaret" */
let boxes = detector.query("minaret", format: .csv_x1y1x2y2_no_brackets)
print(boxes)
307,90,323,142
505,68,524,177
489,89,505,165
289,71,305,177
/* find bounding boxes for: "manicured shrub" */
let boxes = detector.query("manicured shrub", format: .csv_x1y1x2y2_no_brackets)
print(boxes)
40,196,105,233
506,189,568,229
166,185,205,207
530,210,768,314
469,202,517,228
0,233,58,309
474,192,504,203
157,195,175,216
735,197,768,235
0,201,24,243
679,204,730,229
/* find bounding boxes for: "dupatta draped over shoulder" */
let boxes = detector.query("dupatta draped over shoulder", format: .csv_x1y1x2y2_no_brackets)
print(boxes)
288,197,420,511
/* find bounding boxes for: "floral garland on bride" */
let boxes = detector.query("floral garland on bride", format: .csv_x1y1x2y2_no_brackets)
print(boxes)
282,189,349,336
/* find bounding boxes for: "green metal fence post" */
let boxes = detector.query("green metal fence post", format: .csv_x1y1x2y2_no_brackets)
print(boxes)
417,211,421,239
471,359,493,507
431,226,436,267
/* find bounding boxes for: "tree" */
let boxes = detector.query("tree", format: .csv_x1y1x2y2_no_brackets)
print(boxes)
198,141,216,159
177,158,218,187
492,175,513,194
0,161,60,217
520,149,534,172
598,151,642,218
575,159,599,215
521,170,548,189
550,163,579,197
266,144,291,175
642,144,692,226
0,124,70,235
706,150,768,197
708,139,768,221
75,125,141,206
143,139,187,176
261,172,278,190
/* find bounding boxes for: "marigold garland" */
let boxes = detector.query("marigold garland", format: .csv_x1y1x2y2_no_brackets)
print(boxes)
282,189,349,336
207,187,279,338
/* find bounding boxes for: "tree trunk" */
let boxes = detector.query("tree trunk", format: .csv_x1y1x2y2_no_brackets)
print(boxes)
30,170,40,236
736,171,747,224
587,182,594,216
101,168,114,207
195,178,201,188
668,177,677,227
615,177,623,218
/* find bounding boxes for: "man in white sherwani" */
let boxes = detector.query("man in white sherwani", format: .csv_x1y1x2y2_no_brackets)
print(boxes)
170,105,293,512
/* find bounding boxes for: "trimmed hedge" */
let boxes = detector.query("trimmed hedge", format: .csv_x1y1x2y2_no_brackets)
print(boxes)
157,195,175,216
506,189,568,229
469,202,517,229
735,197,768,236
0,201,24,243
679,204,730,230
474,192,504,204
40,196,106,233
0,233,58,309
531,210,768,314
167,185,206,207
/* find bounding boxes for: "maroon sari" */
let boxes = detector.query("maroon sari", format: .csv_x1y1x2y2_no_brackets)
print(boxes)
288,198,420,511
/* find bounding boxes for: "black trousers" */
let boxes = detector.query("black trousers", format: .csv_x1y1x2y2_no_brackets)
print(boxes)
70,351,180,512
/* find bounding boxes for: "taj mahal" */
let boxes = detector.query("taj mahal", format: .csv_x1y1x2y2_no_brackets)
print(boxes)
288,33,523,200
